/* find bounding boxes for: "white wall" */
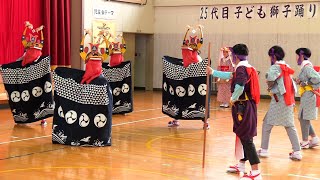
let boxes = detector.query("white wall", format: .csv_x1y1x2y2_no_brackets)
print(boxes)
153,0,320,95
83,0,154,34
82,0,154,89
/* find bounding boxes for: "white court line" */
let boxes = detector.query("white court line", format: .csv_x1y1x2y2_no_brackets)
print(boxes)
0,116,168,145
132,108,162,113
0,107,267,145
288,174,320,179
0,135,52,145
112,116,167,127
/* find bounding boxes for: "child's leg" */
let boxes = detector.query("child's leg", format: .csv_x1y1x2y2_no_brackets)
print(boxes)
240,138,260,169
285,126,301,152
226,152,246,173
239,138,262,180
309,123,316,137
308,122,319,147
261,121,273,150
299,118,311,141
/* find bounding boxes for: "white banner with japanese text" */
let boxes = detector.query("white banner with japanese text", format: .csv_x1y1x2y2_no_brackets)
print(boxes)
199,2,318,20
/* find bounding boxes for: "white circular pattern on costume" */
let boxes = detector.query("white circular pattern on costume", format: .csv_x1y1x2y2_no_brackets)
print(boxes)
169,85,174,95
10,91,21,102
79,113,90,127
163,82,167,92
32,87,43,97
65,110,77,124
121,83,130,93
94,114,107,128
175,86,186,97
44,81,52,93
198,84,207,96
113,87,121,96
58,106,64,118
21,90,30,102
188,84,195,96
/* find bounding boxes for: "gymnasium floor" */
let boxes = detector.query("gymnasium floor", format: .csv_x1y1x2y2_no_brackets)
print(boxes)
0,91,319,180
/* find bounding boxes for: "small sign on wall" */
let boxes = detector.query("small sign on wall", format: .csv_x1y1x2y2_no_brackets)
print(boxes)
110,0,147,4
93,5,118,20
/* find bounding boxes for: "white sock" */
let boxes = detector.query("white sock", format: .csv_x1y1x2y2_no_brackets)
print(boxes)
238,161,245,168
251,170,260,175
261,148,268,152
312,136,319,140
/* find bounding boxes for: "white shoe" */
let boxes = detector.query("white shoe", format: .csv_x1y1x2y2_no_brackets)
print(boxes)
223,103,229,108
309,137,319,148
168,120,180,127
226,163,245,173
300,141,310,149
257,148,269,158
240,170,262,180
219,104,225,107
40,120,47,126
289,151,302,161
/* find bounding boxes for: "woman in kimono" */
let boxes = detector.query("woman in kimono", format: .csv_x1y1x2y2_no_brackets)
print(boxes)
257,46,301,160
295,48,320,149
216,47,234,108
207,44,262,180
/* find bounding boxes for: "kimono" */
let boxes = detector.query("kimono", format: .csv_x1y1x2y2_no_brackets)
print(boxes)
217,57,233,103
162,56,211,120
52,67,113,146
212,61,259,140
0,56,54,123
298,60,320,121
263,61,296,127
102,61,133,114
231,66,258,140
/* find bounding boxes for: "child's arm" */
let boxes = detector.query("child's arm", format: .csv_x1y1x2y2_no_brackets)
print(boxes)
266,65,280,81
231,84,244,103
265,65,281,92
230,66,248,103
207,66,232,79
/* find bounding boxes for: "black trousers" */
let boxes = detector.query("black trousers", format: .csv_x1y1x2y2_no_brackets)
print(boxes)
240,138,260,165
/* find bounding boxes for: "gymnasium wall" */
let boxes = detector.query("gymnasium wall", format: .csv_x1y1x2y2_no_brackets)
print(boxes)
83,0,154,34
153,0,320,95
82,0,154,89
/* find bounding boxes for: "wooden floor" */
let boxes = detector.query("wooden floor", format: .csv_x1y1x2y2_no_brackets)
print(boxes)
0,91,319,180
